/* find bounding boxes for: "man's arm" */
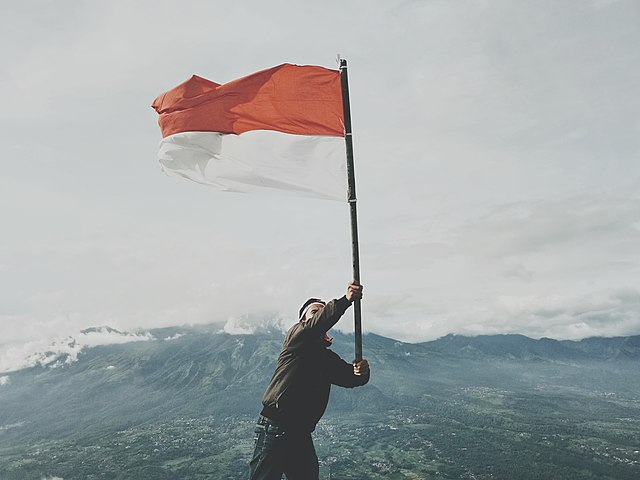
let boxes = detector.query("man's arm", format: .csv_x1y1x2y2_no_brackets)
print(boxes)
327,351,370,388
299,281,363,335
299,296,351,335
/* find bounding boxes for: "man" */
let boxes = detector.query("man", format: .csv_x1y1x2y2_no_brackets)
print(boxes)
249,281,370,480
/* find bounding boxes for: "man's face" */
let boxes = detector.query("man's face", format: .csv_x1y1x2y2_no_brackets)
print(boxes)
305,304,325,321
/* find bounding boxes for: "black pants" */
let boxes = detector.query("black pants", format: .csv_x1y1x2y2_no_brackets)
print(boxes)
248,415,319,480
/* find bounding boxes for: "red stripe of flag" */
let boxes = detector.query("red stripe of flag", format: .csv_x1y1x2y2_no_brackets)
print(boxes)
152,64,345,138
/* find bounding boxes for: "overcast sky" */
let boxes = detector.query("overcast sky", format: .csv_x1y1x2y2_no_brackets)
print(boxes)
1,0,639,361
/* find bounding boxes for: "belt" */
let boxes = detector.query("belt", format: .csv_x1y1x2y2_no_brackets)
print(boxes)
256,415,285,437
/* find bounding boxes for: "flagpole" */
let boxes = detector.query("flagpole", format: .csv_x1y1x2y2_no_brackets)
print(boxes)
339,59,363,362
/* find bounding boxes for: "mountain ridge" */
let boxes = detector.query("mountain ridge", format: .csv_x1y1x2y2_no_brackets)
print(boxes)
3,325,639,376
2,326,640,479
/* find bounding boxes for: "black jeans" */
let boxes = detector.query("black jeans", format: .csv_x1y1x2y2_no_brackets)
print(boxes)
248,415,319,480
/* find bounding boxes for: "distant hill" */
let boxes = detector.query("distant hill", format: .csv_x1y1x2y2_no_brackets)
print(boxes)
421,333,640,361
1,326,640,479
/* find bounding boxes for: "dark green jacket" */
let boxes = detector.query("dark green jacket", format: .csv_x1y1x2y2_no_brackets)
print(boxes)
261,296,370,432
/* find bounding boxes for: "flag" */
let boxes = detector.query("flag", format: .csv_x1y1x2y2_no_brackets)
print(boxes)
152,64,347,201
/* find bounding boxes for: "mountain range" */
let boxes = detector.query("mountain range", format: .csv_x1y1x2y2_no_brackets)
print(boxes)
1,325,639,479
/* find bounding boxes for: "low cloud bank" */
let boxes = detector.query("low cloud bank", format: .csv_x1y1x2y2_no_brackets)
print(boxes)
222,313,287,335
369,288,640,343
0,327,153,374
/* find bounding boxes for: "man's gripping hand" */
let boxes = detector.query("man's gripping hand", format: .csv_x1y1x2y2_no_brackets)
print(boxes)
346,281,363,303
352,359,369,376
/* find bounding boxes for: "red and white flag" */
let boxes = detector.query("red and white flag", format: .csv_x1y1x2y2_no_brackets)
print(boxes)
152,64,347,201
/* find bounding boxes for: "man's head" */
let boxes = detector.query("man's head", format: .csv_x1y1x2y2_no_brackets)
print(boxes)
298,298,326,322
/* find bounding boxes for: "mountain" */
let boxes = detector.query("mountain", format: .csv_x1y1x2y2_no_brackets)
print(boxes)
1,327,640,480
421,333,640,361
567,335,640,360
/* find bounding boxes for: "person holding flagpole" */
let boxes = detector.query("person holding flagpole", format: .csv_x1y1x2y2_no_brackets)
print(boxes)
152,62,369,478
249,280,370,480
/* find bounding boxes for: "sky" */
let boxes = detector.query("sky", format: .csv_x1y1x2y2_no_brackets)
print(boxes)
1,0,640,368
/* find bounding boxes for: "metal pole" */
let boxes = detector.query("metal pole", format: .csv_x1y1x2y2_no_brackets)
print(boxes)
339,59,362,361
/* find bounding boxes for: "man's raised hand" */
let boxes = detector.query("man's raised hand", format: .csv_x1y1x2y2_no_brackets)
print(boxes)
346,281,363,303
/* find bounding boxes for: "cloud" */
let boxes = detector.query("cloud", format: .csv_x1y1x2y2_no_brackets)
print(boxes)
222,317,256,336
1,0,639,347
364,288,640,343
0,327,153,374
222,314,287,336
453,185,640,259
164,334,184,341
503,263,534,282
345,180,640,342
0,376,9,386
460,288,640,340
